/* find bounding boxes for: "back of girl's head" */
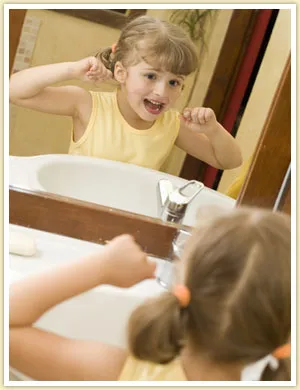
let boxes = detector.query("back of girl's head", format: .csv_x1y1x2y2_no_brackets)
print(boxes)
98,15,199,76
128,207,291,381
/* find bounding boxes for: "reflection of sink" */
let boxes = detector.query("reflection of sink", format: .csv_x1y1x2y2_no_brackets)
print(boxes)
10,155,235,226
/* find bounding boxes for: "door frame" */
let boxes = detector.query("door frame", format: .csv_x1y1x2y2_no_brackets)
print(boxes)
179,9,273,185
9,9,26,75
237,55,291,212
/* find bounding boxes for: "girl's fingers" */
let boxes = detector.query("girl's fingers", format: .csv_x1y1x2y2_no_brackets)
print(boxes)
182,106,217,128
87,69,112,79
182,108,192,121
197,107,207,125
99,68,112,79
204,108,215,122
88,58,99,71
191,108,200,123
87,74,99,80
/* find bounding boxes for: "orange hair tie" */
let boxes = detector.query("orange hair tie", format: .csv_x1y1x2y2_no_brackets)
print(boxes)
272,343,291,359
173,285,191,308
111,43,117,53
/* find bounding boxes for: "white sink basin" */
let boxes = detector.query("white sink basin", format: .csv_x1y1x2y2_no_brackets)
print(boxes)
9,224,165,382
10,271,160,381
9,155,235,226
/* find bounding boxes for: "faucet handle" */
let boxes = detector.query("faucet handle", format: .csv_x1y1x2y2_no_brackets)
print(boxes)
161,180,204,224
170,180,204,205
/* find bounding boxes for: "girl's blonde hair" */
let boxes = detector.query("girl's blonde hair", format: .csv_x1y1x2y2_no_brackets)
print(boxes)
97,15,199,76
128,207,291,381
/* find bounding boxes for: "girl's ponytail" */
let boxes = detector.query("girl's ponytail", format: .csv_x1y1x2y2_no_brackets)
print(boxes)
127,292,187,364
96,47,115,73
260,358,291,381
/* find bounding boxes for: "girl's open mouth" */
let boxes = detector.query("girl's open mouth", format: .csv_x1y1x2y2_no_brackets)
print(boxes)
144,99,165,115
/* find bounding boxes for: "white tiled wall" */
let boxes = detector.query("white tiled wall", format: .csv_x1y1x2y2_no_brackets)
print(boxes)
10,15,41,133
11,15,41,73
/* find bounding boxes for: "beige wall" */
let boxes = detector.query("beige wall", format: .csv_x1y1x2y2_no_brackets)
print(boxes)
10,9,121,156
218,9,291,194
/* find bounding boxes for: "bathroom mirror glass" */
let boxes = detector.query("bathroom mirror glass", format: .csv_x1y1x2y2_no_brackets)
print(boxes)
9,7,291,209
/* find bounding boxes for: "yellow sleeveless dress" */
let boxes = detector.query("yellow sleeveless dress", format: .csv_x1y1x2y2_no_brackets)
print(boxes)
69,90,180,170
118,356,187,381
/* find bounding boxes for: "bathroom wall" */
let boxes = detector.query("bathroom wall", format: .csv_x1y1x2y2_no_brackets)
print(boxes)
9,9,232,176
218,9,291,194
9,9,121,156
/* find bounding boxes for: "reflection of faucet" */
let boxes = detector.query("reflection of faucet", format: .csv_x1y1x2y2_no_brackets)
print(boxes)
157,179,204,225
156,179,204,289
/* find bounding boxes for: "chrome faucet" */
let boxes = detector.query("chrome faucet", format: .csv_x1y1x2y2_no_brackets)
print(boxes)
157,179,204,225
156,179,204,289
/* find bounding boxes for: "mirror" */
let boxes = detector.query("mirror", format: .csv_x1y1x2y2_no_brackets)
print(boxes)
9,7,292,211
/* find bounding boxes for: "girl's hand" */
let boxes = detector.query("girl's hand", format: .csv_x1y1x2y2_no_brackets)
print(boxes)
72,56,113,83
180,107,217,133
100,235,156,288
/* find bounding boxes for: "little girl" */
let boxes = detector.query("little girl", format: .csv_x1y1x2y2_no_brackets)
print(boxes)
10,207,291,381
9,16,242,171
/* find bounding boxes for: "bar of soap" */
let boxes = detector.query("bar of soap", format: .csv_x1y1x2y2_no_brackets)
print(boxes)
9,231,37,256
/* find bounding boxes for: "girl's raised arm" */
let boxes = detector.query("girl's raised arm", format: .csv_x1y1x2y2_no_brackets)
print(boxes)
9,57,112,117
176,107,243,170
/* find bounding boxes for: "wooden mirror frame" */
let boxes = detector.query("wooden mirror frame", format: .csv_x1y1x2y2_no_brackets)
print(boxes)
51,9,147,29
9,186,179,259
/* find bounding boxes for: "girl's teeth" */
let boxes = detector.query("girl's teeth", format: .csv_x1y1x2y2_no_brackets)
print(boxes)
149,100,161,106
